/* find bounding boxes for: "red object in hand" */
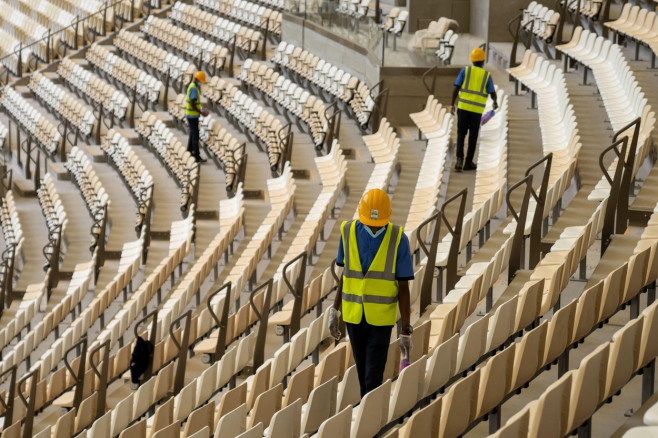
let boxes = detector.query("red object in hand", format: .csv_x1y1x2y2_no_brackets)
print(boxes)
201,107,210,117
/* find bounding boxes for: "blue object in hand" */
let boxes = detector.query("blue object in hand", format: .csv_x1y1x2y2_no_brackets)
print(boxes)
480,109,496,126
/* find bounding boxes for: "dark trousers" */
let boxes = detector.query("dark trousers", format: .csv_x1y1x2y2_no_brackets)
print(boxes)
187,117,200,158
346,317,393,398
456,108,483,162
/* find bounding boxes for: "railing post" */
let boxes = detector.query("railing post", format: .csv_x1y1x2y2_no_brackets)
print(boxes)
96,104,103,145
89,340,110,421
170,310,192,394
163,69,171,112
261,18,269,61
228,36,236,78
282,252,307,343
25,139,32,180
206,282,232,363
526,154,552,267
0,367,17,428
416,211,442,310
64,337,89,410
17,369,38,438
507,175,534,282
250,279,273,372
441,189,467,293
600,137,629,255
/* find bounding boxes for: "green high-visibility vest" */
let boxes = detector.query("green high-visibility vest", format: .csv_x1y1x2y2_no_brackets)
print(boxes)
340,220,403,326
184,82,200,117
457,66,491,115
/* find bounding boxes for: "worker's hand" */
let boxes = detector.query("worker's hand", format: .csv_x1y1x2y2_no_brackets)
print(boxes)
450,106,456,115
399,335,413,359
201,107,210,117
493,101,499,111
328,307,341,340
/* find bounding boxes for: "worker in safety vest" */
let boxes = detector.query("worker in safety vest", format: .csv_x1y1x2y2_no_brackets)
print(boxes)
450,47,498,172
328,188,414,397
185,71,210,163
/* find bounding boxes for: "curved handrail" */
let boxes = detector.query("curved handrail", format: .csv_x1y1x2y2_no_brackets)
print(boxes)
599,137,628,185
506,175,533,222
440,188,467,237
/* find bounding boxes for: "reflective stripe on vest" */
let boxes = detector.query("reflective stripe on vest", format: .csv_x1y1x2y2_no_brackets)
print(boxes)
457,66,490,115
184,82,200,117
341,220,403,326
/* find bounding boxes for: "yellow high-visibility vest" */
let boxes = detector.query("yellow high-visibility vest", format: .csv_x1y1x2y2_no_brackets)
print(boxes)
341,220,403,326
184,82,200,117
457,66,491,115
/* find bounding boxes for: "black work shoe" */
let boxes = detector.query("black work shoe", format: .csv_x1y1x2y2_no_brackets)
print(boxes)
463,161,477,171
455,158,464,172
195,156,207,163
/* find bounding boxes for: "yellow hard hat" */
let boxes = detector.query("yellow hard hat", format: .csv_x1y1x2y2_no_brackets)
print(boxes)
470,47,486,63
358,189,392,227
194,71,207,84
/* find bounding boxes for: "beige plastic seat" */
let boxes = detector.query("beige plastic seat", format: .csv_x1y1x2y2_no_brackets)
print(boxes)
350,379,391,438
266,398,302,438
249,383,283,429
438,369,480,438
214,403,247,438
542,299,577,367
301,376,337,435
527,372,573,438
490,403,530,438
388,356,426,422
511,321,548,391
605,317,642,399
236,423,263,438
184,401,215,437
424,333,458,397
476,346,514,418
566,343,610,433
337,365,361,411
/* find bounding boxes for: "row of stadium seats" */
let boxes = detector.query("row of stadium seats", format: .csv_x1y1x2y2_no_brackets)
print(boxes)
240,59,330,148
606,4,658,56
406,97,452,246
101,130,154,229
198,115,245,190
0,4,53,62
29,72,96,137
114,30,197,84
5,0,78,48
521,1,561,42
0,191,24,271
493,207,658,436
1,88,61,154
136,112,199,211
271,42,376,127
58,58,130,121
196,0,282,37
202,76,287,170
169,2,261,55
86,43,163,104
562,0,605,21
49,0,114,34
337,0,370,19
142,16,229,73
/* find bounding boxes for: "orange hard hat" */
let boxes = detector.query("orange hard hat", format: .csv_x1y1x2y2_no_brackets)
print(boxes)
470,47,486,63
358,189,392,227
194,71,207,84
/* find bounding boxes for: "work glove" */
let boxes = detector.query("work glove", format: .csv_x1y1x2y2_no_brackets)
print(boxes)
399,335,413,359
493,101,499,111
450,106,456,115
328,308,341,340
201,107,210,117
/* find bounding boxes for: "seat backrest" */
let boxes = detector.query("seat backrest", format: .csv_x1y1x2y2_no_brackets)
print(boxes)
267,398,302,438
214,403,247,438
183,400,215,437
350,379,392,438
567,343,610,433
316,406,352,438
249,383,283,429
439,369,481,438
283,363,314,407
605,316,642,398
424,333,458,397
389,356,426,422
301,376,337,435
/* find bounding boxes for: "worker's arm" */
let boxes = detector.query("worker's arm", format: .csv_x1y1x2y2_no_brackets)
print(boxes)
190,99,201,113
490,90,499,110
398,280,410,328
450,85,460,114
332,275,343,311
